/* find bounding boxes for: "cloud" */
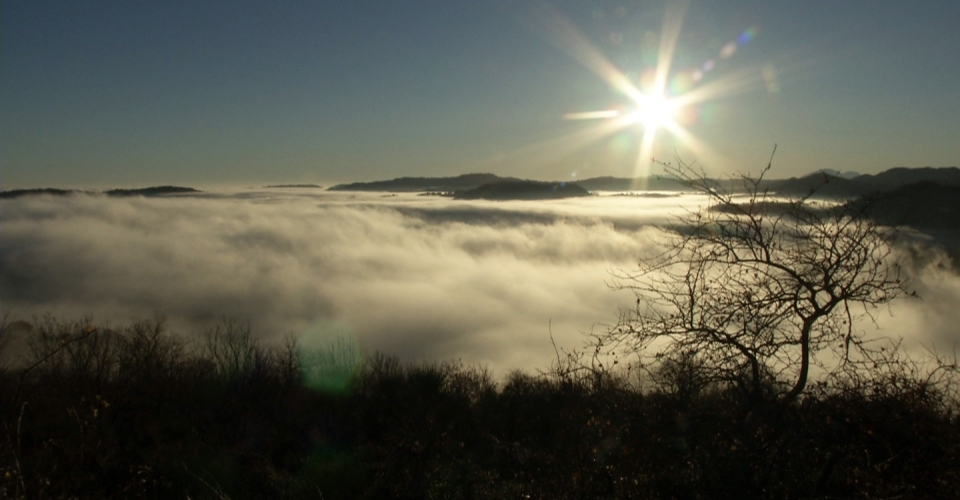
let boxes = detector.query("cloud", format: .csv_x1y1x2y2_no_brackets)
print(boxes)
0,192,672,372
872,244,960,350
2,190,958,374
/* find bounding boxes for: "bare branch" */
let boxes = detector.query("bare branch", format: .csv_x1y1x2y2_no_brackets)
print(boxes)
605,152,908,406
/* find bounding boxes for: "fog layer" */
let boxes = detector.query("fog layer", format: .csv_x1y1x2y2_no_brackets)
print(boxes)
2,190,956,373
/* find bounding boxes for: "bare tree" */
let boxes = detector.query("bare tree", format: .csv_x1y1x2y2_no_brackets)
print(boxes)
202,319,267,381
605,151,908,406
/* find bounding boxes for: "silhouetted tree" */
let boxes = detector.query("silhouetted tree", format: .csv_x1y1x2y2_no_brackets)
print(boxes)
605,150,908,407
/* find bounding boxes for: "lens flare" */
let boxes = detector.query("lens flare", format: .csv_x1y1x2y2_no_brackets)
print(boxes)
564,110,621,120
504,1,766,184
738,26,759,45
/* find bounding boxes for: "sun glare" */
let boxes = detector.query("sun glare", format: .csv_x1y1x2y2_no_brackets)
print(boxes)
631,95,677,130
521,0,765,184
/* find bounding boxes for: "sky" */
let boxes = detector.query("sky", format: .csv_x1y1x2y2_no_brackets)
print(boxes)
2,0,959,188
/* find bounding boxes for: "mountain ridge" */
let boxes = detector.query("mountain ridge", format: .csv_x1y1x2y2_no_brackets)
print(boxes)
5,166,958,200
0,185,201,199
326,166,960,197
328,173,522,192
453,180,590,200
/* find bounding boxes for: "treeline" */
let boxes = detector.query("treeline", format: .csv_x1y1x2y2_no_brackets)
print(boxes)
1,317,958,499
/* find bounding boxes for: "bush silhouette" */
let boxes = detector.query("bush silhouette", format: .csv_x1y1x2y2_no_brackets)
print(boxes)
1,314,957,499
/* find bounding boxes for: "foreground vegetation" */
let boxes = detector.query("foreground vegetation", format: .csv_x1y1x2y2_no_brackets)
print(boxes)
1,317,958,499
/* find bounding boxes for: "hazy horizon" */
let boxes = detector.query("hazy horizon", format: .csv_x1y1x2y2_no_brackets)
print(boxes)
6,163,960,193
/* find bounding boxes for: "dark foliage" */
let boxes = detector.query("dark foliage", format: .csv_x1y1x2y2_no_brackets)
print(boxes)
1,317,957,499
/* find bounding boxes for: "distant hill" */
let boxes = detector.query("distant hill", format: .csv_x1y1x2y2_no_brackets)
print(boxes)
453,181,590,200
1,186,201,199
332,174,698,193
818,168,861,179
761,167,960,199
0,188,76,199
329,173,520,192
326,166,960,199
105,186,201,197
849,181,960,230
763,173,867,198
4,166,956,201
574,176,688,191
854,167,960,190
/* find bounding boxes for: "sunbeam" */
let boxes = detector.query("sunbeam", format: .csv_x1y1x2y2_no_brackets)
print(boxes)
521,0,767,185
498,113,639,168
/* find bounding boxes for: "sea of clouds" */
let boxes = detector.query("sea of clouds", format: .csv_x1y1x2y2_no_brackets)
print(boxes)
2,189,958,374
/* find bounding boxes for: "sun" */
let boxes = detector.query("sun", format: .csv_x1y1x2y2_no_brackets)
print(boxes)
540,0,706,179
515,1,762,183
630,94,677,131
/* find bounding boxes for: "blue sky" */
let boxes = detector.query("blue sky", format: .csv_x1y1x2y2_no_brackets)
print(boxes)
2,0,958,188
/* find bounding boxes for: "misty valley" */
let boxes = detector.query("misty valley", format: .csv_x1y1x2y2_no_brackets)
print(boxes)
6,0,960,496
2,169,960,498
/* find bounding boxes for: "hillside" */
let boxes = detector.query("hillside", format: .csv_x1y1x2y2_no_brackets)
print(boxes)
329,173,520,192
855,166,960,190
328,166,958,198
4,166,956,200
850,181,960,230
105,186,201,197
763,167,960,199
1,186,201,199
453,180,590,200
0,188,76,199
264,184,323,189
574,176,688,191
763,173,867,198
